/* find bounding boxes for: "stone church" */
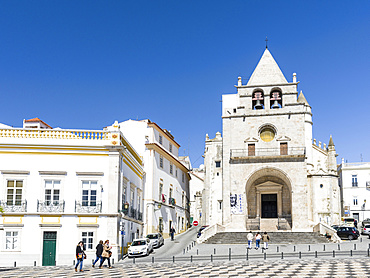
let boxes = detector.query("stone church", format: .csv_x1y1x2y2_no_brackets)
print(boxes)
203,48,340,232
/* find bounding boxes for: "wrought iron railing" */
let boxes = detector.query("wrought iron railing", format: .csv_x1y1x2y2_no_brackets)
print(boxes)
37,200,65,213
75,201,102,213
230,147,305,158
352,182,358,187
0,200,27,212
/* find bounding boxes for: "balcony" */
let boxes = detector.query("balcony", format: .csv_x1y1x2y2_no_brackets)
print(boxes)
75,201,102,213
230,147,305,164
0,200,27,212
37,200,65,213
352,182,358,187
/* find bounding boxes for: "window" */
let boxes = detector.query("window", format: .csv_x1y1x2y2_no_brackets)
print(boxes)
5,231,18,250
169,143,172,153
280,142,288,155
170,163,173,174
248,144,255,156
159,135,163,145
353,197,358,206
45,180,60,205
252,91,264,110
82,181,97,206
82,231,94,250
182,172,185,183
159,218,163,233
169,188,173,200
159,183,163,201
181,217,184,230
7,180,23,205
352,175,358,187
122,183,127,203
130,188,135,208
160,156,163,168
182,192,185,207
215,161,221,168
175,168,178,177
260,127,275,142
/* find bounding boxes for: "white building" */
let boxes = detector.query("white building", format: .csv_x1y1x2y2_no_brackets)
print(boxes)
338,159,370,223
115,119,191,238
203,48,340,233
189,167,205,226
0,118,144,266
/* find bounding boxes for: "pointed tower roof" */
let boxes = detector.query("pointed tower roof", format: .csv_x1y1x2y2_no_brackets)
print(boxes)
297,91,309,105
328,135,335,147
247,49,288,86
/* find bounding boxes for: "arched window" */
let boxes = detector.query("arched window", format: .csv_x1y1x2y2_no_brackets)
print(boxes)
252,90,264,110
270,90,282,109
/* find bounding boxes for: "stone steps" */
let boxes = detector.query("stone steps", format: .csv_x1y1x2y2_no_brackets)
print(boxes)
204,232,329,244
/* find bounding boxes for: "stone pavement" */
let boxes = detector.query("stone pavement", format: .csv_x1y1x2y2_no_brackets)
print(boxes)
1,258,370,277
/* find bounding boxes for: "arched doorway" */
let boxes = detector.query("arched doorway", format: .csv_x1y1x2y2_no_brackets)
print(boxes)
245,167,292,231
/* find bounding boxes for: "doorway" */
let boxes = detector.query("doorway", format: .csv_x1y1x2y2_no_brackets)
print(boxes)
42,231,57,266
261,194,277,218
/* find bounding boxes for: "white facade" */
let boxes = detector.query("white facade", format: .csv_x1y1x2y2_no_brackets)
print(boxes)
204,48,340,232
189,168,205,226
116,120,191,238
338,160,370,223
0,119,144,266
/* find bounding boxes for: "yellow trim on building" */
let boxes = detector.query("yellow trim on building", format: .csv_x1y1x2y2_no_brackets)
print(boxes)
78,217,98,224
41,216,61,224
3,216,23,224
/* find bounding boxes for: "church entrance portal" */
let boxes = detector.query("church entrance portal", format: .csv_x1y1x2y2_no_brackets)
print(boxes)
261,194,277,218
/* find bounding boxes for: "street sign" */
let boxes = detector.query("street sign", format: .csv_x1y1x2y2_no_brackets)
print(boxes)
193,220,199,226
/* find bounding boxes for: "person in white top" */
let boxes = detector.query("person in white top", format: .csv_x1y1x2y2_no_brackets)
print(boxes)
247,231,253,249
255,232,262,250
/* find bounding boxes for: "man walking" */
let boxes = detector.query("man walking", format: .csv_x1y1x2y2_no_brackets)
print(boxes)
170,227,176,241
247,231,253,249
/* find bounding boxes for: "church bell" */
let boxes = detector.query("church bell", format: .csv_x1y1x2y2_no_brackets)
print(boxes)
271,100,280,109
254,99,263,109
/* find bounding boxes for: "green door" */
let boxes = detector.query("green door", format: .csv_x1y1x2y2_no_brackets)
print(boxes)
42,232,57,266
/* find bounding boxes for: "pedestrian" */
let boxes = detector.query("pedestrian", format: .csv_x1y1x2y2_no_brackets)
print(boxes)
92,240,103,267
99,239,112,269
75,241,86,272
170,227,176,241
262,231,270,249
247,231,253,249
255,232,261,250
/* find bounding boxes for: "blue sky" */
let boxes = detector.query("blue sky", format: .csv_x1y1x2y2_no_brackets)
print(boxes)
1,1,369,167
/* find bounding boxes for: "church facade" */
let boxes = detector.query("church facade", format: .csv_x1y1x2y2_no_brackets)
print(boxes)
203,48,340,232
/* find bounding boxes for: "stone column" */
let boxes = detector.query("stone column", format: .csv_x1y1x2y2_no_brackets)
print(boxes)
278,187,283,217
256,189,261,217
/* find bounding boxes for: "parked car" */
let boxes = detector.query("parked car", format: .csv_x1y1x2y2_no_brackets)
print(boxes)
146,233,164,248
331,225,339,231
336,226,359,240
128,238,153,257
362,225,370,235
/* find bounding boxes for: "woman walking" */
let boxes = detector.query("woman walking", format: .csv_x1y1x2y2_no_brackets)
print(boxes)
75,241,86,272
92,240,103,267
255,232,262,250
99,239,112,269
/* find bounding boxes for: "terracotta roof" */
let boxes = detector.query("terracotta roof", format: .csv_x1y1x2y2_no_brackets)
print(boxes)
24,118,52,129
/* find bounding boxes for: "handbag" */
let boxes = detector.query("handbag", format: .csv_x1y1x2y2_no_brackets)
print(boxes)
77,253,83,259
108,250,112,257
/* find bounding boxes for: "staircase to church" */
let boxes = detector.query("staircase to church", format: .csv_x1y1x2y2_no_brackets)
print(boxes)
204,232,330,244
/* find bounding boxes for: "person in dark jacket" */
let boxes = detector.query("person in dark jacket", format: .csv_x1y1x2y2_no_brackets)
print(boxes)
170,227,176,241
92,240,103,267
75,241,86,272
